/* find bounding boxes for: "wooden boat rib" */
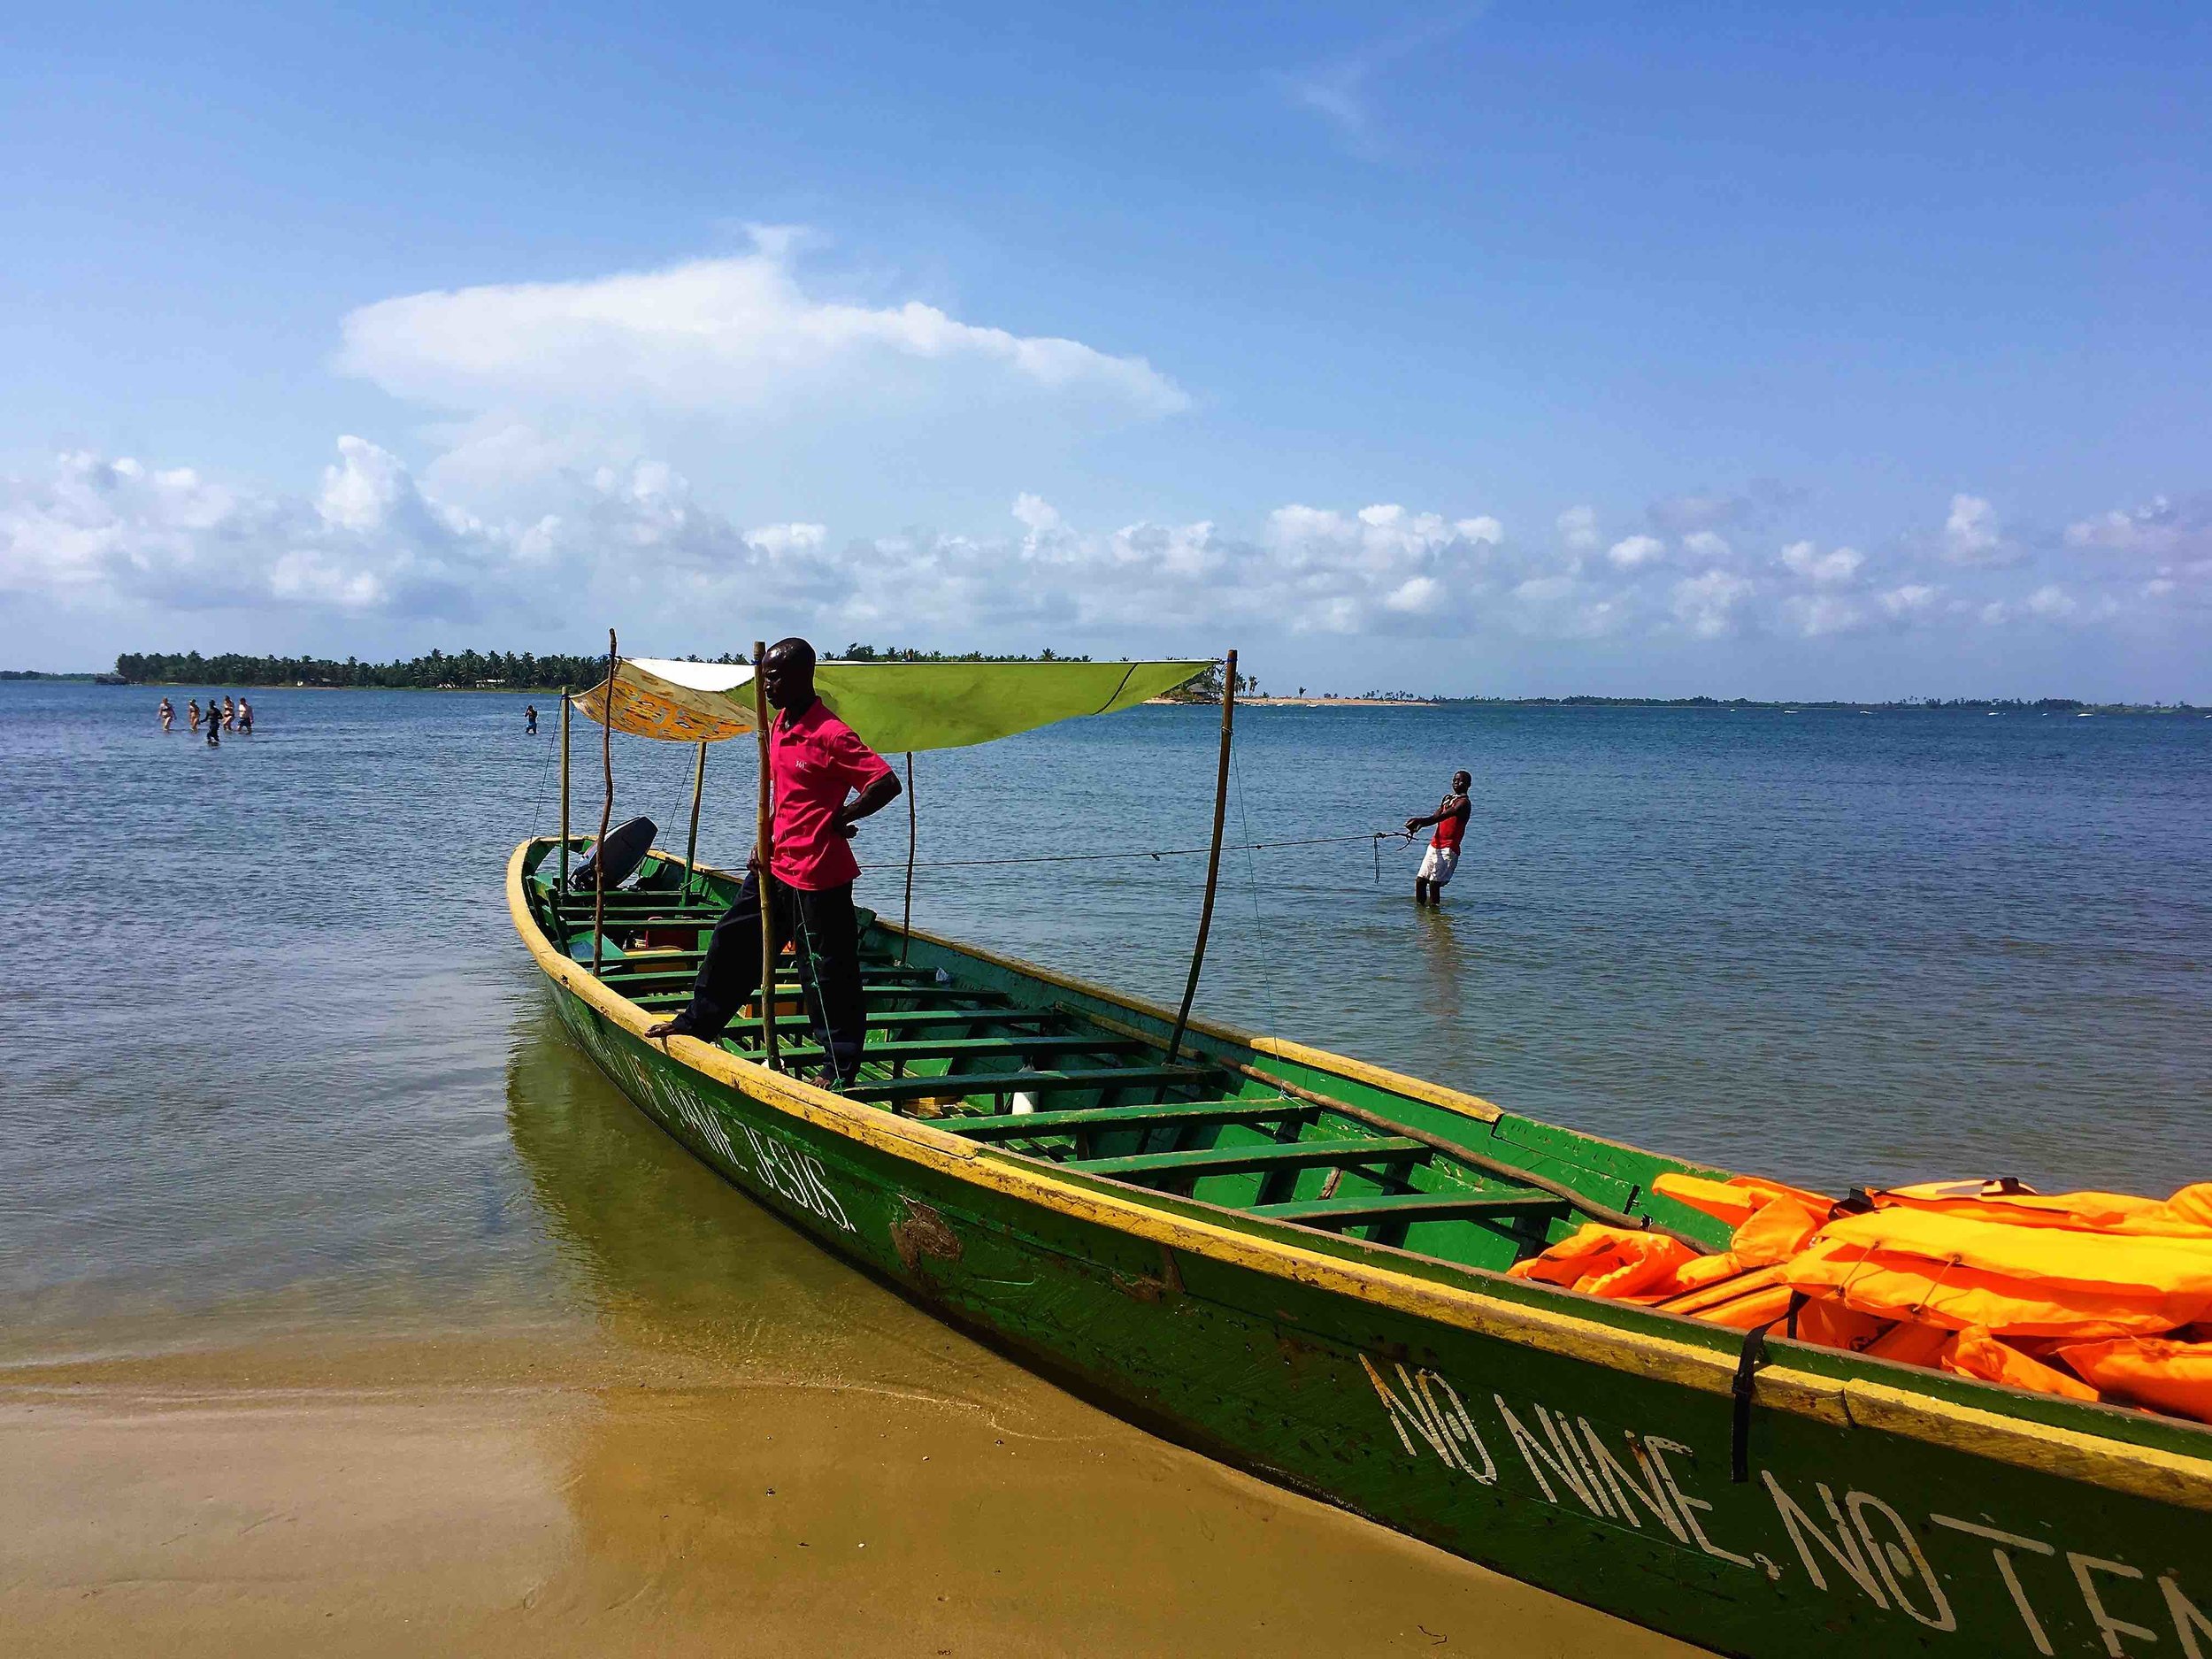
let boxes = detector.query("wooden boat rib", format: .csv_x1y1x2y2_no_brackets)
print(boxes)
513,834,2212,1659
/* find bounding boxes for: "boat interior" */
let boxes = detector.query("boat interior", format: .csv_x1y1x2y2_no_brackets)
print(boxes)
524,838,1664,1278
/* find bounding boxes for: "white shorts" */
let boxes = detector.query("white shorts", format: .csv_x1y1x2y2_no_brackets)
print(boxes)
1417,845,1458,886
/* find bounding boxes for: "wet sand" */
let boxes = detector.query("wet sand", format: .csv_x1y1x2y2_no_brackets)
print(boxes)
4,1337,1703,1659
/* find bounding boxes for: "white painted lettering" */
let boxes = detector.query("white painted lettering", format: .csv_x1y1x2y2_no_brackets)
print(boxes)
1494,1396,1606,1517
1761,1471,1886,1607
1932,1514,2056,1656
1847,1492,1955,1632
2071,1553,2159,1657
2163,1574,2212,1659
1412,1370,1496,1484
1578,1423,1689,1543
802,1154,856,1233
1648,1436,1759,1571
1363,1357,1466,1473
1547,1406,1617,1520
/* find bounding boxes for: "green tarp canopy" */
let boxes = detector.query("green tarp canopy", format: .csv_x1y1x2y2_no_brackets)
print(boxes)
575,657,1210,751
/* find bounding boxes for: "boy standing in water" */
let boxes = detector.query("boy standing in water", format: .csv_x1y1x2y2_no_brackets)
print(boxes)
525,703,538,735
1404,770,1472,906
205,698,221,747
236,696,253,734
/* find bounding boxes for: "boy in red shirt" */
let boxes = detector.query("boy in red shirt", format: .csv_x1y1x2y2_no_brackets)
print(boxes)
648,638,902,1084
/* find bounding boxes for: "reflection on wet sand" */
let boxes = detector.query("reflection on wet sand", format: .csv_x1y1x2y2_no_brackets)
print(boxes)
0,1009,1701,1657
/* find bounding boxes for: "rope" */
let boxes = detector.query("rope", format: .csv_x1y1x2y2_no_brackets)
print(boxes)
856,828,1413,873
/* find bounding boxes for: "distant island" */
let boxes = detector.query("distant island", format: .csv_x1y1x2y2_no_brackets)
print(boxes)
42,651,2195,714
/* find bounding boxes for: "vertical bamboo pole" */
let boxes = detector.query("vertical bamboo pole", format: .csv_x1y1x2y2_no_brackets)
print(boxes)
592,630,616,978
557,687,572,900
899,751,917,964
682,741,708,900
1166,649,1235,1064
752,641,779,1071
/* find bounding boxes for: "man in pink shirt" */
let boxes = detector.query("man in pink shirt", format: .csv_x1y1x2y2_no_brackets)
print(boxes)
648,638,902,1084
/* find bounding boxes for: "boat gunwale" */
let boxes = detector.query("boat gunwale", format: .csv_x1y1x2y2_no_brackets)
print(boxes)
509,836,2212,1511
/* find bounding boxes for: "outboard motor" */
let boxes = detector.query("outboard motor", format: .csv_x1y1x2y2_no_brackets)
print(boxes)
570,815,658,892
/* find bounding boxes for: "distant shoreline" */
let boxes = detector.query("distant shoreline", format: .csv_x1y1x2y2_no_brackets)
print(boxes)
10,677,2198,714
1148,695,1439,708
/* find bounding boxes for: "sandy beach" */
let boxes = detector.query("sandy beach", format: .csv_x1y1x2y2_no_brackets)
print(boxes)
3,1334,1697,1659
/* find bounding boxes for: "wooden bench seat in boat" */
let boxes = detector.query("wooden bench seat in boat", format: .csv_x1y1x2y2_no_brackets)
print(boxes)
941,1098,1317,1141
776,1034,1149,1065
1070,1135,1427,1180
629,997,1070,1031
1249,1189,1569,1227
845,1065,1217,1105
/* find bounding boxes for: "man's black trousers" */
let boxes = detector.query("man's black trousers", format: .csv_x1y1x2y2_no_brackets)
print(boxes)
674,871,865,1082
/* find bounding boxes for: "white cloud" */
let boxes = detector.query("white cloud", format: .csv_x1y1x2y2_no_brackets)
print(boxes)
744,521,828,557
338,232,1187,427
1943,493,2005,565
1781,594,1864,637
1556,504,1600,553
1777,541,1863,586
1681,530,1732,562
1384,575,1446,615
6,442,2196,669
1670,570,1753,638
2065,495,2179,555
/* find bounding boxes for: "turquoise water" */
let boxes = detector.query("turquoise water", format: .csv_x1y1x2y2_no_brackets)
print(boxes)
2,680,2207,1348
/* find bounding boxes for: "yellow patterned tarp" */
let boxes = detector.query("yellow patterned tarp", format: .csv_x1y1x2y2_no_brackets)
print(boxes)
573,660,757,744
573,656,1211,750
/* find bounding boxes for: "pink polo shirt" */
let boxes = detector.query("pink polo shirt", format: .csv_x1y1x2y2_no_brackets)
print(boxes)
769,699,893,890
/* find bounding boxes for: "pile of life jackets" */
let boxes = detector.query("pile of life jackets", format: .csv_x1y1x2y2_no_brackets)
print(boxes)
1505,1174,2212,1425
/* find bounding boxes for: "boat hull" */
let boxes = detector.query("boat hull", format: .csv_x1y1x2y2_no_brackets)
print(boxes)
516,846,2212,1658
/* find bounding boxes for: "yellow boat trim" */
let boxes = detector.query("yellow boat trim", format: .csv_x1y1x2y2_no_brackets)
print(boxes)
510,842,2212,1513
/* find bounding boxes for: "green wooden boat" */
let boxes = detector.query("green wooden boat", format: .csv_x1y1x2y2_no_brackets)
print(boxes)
514,653,2212,1657
510,842,2212,1657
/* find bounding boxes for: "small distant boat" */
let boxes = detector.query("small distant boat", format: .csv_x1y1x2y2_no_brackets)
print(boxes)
513,652,2212,1658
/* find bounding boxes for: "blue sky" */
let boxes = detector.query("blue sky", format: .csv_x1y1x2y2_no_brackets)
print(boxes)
4,2,2208,695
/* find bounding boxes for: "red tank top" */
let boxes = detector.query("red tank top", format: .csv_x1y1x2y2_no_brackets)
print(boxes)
1432,799,1468,851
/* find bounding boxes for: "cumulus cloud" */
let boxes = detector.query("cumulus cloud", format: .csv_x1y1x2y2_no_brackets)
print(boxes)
1781,593,1864,637
1777,541,1863,586
1670,569,1753,638
1681,530,1733,562
1556,504,1600,553
338,230,1187,426
1942,492,2008,565
8,440,2202,665
1877,582,1941,619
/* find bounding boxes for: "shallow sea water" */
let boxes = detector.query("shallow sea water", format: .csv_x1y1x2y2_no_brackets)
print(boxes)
1,680,2205,1654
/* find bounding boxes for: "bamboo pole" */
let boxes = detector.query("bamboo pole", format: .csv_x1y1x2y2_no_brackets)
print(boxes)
899,751,917,964
1166,649,1235,1064
592,631,617,977
557,686,572,902
752,641,779,1071
683,740,708,899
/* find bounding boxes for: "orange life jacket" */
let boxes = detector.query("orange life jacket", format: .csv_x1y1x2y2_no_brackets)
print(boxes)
2058,1337,2212,1424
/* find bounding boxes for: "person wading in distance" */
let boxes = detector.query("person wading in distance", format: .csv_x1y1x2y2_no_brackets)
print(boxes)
647,637,902,1087
1405,769,1472,907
